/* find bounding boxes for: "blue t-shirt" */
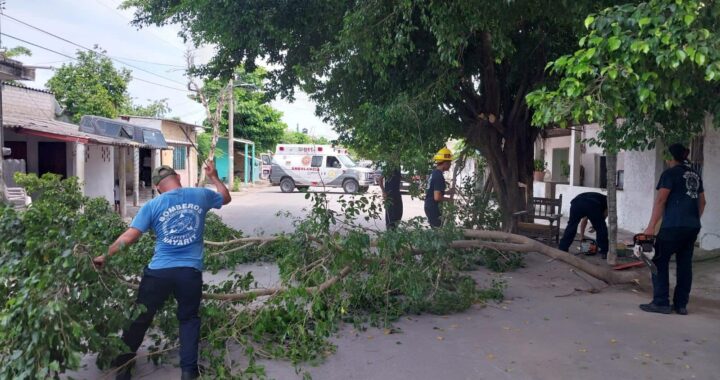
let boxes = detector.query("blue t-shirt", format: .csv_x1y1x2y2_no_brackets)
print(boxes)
130,187,224,270
657,165,704,230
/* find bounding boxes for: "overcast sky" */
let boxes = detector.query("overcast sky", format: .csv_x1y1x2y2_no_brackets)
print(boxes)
2,0,338,139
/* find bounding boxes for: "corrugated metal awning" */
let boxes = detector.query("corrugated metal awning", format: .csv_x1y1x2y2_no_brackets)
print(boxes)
3,115,138,147
79,115,169,149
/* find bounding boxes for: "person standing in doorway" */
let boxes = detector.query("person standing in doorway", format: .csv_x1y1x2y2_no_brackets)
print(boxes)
93,162,231,380
114,179,121,214
379,165,403,230
640,143,706,315
424,147,453,228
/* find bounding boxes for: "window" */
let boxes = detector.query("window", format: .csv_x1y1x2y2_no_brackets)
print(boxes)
338,155,356,168
173,145,187,170
311,156,323,168
326,156,342,168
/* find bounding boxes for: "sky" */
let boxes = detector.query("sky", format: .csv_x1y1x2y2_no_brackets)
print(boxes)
2,0,338,139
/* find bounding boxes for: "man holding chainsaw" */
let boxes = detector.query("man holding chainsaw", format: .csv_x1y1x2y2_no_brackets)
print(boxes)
559,192,609,258
640,143,706,315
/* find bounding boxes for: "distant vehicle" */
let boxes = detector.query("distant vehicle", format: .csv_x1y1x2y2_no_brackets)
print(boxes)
269,144,375,193
260,152,272,180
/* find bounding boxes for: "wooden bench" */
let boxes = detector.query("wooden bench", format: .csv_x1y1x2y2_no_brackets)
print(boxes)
512,195,563,246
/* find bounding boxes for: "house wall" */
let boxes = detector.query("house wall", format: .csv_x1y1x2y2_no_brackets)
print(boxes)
125,117,162,130
161,121,198,186
2,85,57,119
540,136,571,181
4,129,75,176
84,145,114,203
699,123,720,250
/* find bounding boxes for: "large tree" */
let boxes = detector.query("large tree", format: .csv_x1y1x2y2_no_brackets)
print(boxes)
47,49,132,123
123,0,631,227
527,0,720,263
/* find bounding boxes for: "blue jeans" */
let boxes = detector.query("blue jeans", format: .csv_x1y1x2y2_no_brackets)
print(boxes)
114,267,203,373
652,228,699,308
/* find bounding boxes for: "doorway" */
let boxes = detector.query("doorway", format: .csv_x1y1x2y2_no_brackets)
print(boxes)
38,142,67,178
551,148,570,183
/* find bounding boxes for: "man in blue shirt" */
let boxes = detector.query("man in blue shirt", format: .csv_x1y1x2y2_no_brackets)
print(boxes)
94,162,231,380
424,147,453,228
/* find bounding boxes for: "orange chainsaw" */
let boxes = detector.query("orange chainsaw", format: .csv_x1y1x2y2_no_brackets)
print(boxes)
633,234,658,275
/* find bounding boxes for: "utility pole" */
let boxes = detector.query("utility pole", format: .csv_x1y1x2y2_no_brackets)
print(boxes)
0,82,5,204
228,79,234,190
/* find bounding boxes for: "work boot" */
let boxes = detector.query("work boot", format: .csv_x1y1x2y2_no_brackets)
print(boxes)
115,367,132,380
639,303,671,314
673,306,688,315
112,353,135,380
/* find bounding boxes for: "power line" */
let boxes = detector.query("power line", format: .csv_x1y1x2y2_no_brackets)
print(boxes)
1,13,188,87
108,55,184,68
0,32,189,92
0,32,75,60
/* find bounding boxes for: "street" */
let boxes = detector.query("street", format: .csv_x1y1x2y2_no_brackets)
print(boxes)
214,184,426,235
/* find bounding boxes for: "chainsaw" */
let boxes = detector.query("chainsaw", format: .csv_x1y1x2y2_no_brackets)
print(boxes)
578,238,598,256
633,234,658,275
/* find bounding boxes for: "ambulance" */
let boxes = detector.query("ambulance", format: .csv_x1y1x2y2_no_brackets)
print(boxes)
269,144,375,193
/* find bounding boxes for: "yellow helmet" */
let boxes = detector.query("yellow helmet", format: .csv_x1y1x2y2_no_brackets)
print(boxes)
433,146,453,162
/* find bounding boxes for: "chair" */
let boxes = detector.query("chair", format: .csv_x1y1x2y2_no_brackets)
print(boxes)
512,194,563,246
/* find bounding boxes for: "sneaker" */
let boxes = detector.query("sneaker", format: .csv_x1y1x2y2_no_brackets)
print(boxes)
673,306,688,315
639,303,671,314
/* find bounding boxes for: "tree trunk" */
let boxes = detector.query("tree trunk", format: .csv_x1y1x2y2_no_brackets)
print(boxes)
605,152,618,265
466,120,537,231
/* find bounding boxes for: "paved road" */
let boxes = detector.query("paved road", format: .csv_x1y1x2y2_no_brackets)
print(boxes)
215,184,427,235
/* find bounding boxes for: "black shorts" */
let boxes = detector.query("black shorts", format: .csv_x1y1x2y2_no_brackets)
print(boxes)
114,200,120,206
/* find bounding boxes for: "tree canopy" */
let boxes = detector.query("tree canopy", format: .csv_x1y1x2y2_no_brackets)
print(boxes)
47,49,131,123
124,98,171,118
527,0,720,151
46,48,176,123
123,0,633,225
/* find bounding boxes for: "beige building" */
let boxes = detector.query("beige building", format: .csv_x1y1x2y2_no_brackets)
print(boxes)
120,116,200,187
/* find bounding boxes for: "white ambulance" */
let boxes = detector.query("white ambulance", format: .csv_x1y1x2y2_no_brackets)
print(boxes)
269,144,375,193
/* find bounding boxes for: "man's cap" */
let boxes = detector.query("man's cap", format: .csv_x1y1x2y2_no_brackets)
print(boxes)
151,165,177,186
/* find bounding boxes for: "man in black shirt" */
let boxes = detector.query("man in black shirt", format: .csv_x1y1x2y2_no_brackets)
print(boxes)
640,143,706,315
379,165,403,230
558,192,609,257
424,147,453,228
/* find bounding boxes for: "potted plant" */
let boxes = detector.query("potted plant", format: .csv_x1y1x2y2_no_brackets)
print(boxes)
533,159,546,181
560,160,571,181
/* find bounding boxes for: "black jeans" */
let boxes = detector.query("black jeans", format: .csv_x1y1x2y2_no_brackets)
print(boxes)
652,228,700,308
385,195,403,230
114,267,203,373
558,200,608,254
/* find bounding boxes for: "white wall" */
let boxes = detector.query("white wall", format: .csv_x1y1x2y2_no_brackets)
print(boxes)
541,136,570,181
699,124,720,250
123,117,162,131
84,145,115,204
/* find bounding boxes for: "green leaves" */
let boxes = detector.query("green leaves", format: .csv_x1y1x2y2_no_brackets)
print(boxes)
528,0,719,152
584,15,595,29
